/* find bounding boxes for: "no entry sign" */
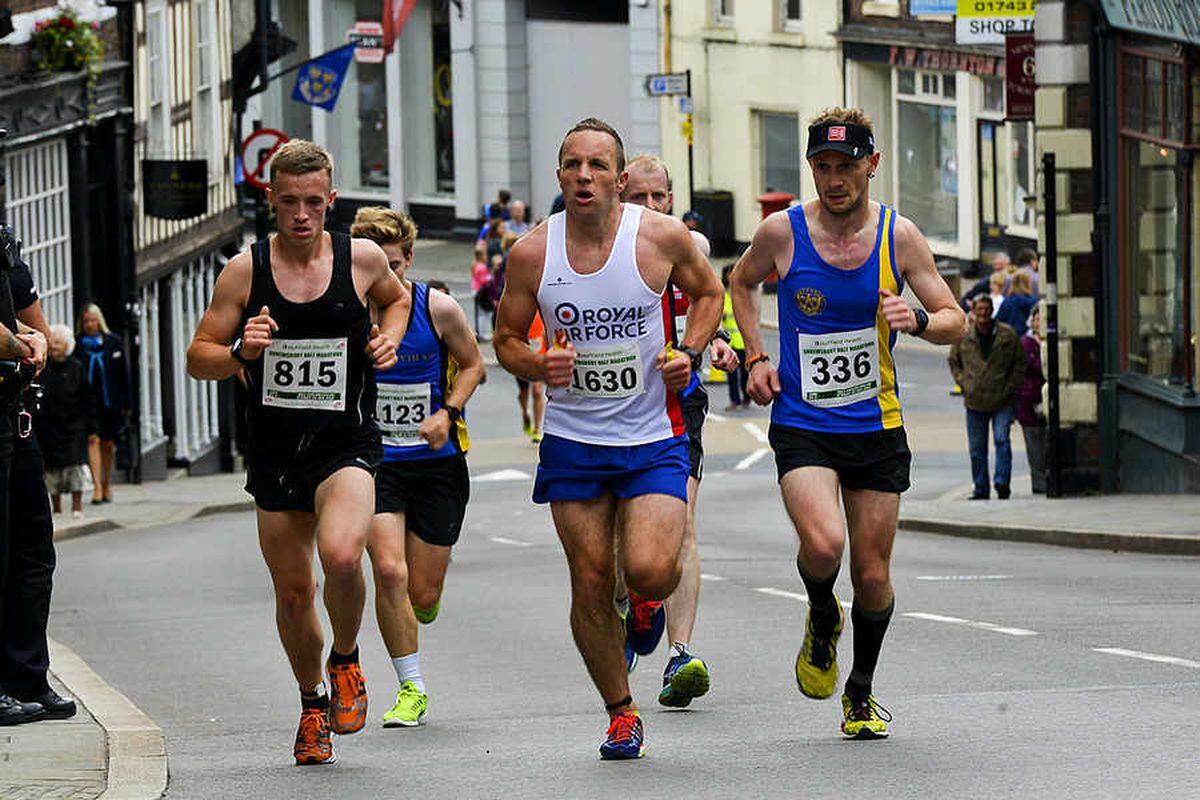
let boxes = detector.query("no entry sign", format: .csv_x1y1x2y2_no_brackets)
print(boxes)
240,128,290,190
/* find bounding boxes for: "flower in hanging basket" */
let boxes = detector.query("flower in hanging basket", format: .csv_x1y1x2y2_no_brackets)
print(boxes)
30,9,105,75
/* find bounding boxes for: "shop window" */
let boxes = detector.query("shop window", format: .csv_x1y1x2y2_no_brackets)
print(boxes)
1126,141,1187,384
193,0,221,183
3,140,73,327
983,76,1004,113
896,69,958,245
329,0,390,194
713,0,733,25
138,281,166,452
146,1,171,158
758,111,800,196
1121,46,1194,146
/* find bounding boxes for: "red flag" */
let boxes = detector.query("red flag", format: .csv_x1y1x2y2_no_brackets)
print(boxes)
383,0,418,54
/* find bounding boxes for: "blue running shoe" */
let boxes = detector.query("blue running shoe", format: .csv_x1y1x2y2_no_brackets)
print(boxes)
625,591,665,656
625,639,638,673
599,711,644,760
658,652,711,708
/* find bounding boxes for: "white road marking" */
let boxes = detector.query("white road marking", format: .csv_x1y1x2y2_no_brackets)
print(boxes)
742,422,770,444
706,411,728,422
489,536,533,547
700,573,728,582
473,469,532,482
754,587,850,610
706,470,730,479
916,575,1013,582
735,448,771,471
903,612,1038,637
1092,648,1200,670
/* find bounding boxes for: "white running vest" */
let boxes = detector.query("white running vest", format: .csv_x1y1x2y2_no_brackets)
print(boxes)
538,204,684,446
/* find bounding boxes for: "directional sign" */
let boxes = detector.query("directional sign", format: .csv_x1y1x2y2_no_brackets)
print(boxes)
956,0,1036,45
644,72,689,97
348,21,385,64
240,128,289,191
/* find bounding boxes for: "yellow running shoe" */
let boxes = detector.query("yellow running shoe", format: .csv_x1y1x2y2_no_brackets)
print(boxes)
841,693,892,739
794,599,843,699
382,681,428,728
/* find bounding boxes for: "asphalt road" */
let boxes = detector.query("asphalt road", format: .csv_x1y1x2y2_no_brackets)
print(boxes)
47,340,1200,798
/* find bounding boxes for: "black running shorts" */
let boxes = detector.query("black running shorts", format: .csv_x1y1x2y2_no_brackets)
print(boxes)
768,423,911,494
680,385,708,482
245,427,381,513
374,455,470,547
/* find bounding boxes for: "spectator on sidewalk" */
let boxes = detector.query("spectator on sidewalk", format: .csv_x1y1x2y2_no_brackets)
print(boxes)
1013,247,1040,295
987,271,1007,319
1018,306,1047,494
719,264,748,411
995,270,1039,336
471,241,493,340
948,296,1026,500
35,325,96,519
75,302,130,506
961,251,1012,310
506,201,530,237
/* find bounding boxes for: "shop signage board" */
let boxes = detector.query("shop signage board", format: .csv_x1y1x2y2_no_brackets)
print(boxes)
1005,34,1035,119
348,21,385,63
956,0,1036,45
1096,0,1200,46
911,0,957,14
142,160,208,220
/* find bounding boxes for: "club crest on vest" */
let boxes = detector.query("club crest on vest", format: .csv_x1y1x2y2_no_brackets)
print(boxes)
795,288,826,317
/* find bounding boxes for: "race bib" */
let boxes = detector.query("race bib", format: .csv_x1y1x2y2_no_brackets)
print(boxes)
262,338,348,411
568,342,645,399
797,327,880,408
376,383,431,447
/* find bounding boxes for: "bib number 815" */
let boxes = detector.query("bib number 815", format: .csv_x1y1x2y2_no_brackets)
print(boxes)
809,351,873,386
273,359,339,388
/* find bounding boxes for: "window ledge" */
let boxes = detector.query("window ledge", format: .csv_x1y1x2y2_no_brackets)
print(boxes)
702,26,737,43
861,1,901,18
1117,373,1200,408
768,31,807,48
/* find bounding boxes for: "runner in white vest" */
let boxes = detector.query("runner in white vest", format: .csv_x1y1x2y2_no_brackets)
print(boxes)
494,118,722,761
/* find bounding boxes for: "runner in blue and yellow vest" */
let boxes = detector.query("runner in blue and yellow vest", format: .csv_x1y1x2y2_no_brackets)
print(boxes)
350,207,485,730
729,109,967,741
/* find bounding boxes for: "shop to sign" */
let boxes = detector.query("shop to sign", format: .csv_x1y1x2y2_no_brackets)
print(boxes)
956,0,1036,45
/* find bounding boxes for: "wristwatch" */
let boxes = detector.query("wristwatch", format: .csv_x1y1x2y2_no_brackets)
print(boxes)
443,404,463,423
910,308,930,337
230,337,248,365
678,346,703,372
712,329,732,345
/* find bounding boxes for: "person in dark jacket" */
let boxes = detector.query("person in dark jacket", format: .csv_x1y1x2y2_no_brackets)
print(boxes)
1017,306,1047,494
75,303,130,505
948,295,1026,500
994,270,1038,337
36,325,96,518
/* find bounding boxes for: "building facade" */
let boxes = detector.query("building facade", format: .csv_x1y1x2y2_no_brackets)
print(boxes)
241,0,660,236
1037,0,1200,493
841,0,1037,275
132,0,240,478
661,0,843,244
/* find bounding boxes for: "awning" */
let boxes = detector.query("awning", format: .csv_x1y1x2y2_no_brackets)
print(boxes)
1097,0,1200,47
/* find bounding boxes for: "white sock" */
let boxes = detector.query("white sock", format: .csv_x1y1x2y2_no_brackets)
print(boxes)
393,653,426,693
670,642,689,658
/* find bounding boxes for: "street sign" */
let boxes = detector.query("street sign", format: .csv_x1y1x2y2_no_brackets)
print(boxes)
348,21,385,64
956,0,1036,45
678,96,694,115
240,128,289,191
644,72,689,97
1005,34,1036,119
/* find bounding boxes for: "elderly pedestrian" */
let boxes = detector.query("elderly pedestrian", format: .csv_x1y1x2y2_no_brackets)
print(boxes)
1018,306,1047,494
75,303,130,505
36,325,96,519
948,295,1026,500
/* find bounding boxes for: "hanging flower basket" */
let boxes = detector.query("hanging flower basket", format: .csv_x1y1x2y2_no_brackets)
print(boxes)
30,10,105,77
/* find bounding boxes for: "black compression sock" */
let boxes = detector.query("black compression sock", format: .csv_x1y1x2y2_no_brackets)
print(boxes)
846,598,895,699
301,688,329,710
798,561,841,631
329,645,359,666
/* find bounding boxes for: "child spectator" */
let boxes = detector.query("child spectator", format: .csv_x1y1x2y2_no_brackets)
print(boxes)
36,324,96,519
471,241,492,340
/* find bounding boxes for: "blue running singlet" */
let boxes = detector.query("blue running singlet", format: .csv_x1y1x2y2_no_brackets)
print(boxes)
375,282,469,461
772,203,903,434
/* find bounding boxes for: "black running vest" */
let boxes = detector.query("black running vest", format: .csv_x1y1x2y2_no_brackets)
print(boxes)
242,233,376,463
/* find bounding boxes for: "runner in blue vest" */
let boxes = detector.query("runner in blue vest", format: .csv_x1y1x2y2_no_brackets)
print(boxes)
731,108,966,740
351,207,484,729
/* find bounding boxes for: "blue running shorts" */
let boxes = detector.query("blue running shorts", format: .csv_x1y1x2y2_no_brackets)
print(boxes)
532,434,690,504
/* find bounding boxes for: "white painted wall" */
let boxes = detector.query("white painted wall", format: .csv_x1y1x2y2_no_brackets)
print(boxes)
628,0,662,159
525,21,632,218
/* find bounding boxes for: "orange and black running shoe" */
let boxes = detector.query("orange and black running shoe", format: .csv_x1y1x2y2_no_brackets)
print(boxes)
293,706,336,765
327,657,368,734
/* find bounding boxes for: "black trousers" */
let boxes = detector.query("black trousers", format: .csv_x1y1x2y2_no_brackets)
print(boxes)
1,425,55,698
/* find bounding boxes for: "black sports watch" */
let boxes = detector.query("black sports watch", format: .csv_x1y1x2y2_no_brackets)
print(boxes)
712,329,732,345
443,404,463,423
230,337,249,365
910,308,930,337
678,346,703,372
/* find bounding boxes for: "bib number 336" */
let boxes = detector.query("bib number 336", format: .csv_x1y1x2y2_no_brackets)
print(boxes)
262,338,348,411
798,327,881,408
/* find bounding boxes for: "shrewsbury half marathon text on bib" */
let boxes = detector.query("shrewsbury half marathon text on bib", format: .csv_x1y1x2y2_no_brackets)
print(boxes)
262,337,349,411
